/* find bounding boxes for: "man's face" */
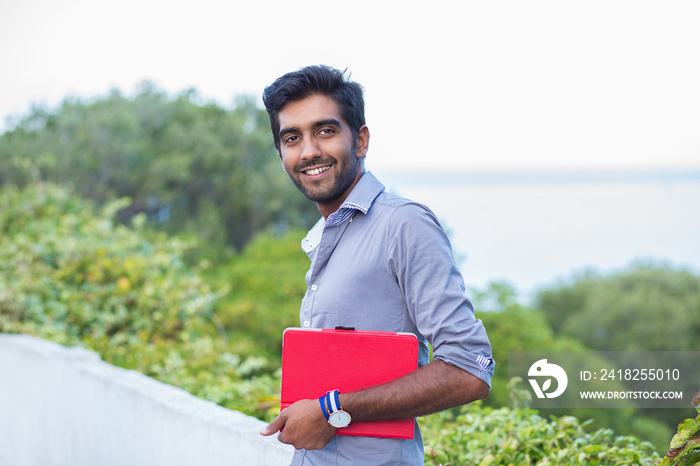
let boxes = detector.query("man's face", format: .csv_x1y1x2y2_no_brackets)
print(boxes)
277,94,368,216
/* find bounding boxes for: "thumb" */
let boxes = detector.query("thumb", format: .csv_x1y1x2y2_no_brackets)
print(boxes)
260,412,286,436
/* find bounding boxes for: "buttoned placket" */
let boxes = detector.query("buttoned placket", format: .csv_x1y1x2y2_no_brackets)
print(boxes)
301,217,354,329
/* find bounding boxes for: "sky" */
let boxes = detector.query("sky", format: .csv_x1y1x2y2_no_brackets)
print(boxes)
1,0,699,171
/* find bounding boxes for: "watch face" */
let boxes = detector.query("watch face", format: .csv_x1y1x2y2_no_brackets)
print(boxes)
328,410,352,428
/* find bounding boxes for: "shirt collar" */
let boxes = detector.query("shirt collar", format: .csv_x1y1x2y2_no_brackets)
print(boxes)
301,171,385,253
325,171,385,225
341,171,385,213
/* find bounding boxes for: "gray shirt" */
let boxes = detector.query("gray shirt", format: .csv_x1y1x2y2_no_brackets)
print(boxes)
291,172,494,466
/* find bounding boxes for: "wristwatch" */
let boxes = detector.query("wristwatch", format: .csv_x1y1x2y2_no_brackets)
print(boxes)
319,389,352,428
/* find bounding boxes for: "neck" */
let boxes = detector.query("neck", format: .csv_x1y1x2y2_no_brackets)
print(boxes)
317,167,366,219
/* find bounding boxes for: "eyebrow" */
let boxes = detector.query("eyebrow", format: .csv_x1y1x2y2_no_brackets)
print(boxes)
278,118,343,141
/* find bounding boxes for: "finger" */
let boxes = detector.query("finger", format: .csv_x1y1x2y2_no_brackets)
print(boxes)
259,413,286,436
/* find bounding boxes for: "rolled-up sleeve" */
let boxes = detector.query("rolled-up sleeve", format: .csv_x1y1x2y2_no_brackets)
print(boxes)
386,203,495,386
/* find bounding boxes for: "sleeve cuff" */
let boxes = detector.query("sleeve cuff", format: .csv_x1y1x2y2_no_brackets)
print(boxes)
434,353,496,388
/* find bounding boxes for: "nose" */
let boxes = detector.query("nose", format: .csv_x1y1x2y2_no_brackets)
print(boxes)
300,137,322,160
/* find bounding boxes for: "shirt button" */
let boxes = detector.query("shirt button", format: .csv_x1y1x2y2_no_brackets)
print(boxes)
311,284,317,291
303,321,310,328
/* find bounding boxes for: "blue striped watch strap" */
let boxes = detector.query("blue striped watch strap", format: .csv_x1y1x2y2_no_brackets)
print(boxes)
328,389,341,412
319,394,330,420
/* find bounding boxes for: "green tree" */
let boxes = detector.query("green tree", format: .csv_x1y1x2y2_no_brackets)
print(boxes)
0,83,318,253
535,263,700,351
474,281,673,452
533,264,700,449
202,229,310,362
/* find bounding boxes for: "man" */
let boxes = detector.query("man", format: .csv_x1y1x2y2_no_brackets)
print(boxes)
260,65,494,465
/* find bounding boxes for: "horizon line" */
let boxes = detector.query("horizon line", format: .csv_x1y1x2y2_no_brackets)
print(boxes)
373,166,700,186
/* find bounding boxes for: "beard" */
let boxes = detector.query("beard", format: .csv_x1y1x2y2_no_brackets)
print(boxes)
289,148,360,204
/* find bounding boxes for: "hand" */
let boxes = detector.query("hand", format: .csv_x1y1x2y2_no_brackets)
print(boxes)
260,399,336,450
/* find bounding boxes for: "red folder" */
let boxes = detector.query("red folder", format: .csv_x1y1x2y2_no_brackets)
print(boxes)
280,327,419,439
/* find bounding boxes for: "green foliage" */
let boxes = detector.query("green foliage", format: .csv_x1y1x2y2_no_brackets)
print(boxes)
660,391,700,466
535,263,700,352
202,229,310,362
475,282,586,408
422,405,661,465
0,83,317,252
0,182,279,419
475,282,673,452
534,264,700,445
2,182,689,462
421,380,661,465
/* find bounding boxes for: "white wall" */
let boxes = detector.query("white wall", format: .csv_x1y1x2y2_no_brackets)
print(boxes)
0,334,294,465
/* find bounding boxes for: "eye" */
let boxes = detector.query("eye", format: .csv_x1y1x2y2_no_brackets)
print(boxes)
318,128,335,136
283,135,300,145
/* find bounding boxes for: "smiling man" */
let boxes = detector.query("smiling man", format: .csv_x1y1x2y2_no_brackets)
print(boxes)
260,65,495,466
276,92,368,218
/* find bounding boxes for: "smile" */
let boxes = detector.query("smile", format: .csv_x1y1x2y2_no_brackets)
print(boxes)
304,165,331,176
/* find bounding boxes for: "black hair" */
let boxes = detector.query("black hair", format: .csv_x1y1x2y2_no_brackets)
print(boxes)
262,65,365,153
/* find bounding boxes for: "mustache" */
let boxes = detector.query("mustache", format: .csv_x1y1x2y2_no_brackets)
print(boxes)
295,157,335,172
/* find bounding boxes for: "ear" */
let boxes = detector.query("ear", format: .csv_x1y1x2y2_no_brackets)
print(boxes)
355,125,370,159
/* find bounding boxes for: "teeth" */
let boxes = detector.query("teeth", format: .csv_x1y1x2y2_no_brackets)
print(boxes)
305,166,330,176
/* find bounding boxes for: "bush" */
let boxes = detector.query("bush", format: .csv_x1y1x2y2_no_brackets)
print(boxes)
534,264,700,446
201,229,310,362
535,264,700,352
0,182,279,419
1,182,681,462
659,392,700,466
420,380,661,465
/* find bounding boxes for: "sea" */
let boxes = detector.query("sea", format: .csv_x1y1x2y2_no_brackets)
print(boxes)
372,168,700,303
